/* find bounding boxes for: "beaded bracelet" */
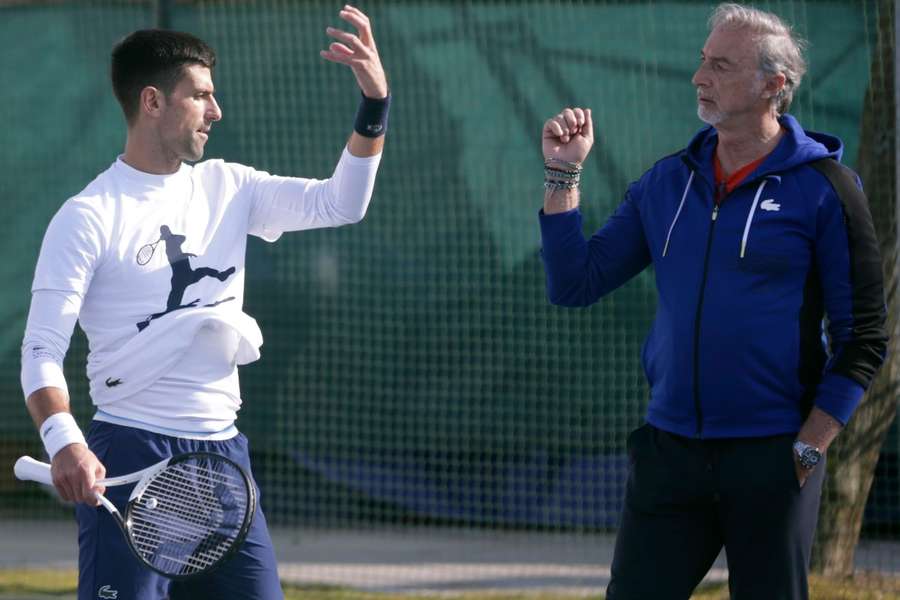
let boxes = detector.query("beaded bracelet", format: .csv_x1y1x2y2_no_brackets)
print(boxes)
544,167,580,179
544,178,580,192
544,157,582,192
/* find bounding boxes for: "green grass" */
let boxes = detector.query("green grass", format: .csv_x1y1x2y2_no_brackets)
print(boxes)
0,570,597,599
284,588,599,599
1,569,899,599
691,573,900,600
0,569,76,595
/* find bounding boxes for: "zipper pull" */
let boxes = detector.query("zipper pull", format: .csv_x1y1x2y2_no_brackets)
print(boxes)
712,205,719,221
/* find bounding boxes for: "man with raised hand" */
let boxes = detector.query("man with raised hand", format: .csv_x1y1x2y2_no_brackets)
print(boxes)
21,5,389,599
539,3,886,599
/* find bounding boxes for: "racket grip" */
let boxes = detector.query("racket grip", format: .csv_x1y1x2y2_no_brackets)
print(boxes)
14,456,54,485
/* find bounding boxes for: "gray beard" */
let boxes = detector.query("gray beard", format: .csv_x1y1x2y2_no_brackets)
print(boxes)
697,103,723,126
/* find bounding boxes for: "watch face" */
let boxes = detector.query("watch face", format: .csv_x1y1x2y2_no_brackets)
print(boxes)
800,447,821,469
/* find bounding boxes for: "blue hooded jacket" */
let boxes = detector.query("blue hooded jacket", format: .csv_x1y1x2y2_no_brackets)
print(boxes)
539,114,887,438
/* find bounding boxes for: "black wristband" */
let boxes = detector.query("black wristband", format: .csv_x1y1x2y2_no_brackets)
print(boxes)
354,92,391,138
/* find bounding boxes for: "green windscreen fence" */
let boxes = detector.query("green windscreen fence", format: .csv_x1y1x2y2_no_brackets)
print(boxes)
1,0,897,592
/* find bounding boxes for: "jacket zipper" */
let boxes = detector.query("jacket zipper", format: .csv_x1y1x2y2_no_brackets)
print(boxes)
692,203,719,437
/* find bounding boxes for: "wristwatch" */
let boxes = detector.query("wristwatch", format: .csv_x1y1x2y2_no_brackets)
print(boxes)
793,440,822,470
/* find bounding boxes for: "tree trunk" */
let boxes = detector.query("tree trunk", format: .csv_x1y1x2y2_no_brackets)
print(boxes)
812,0,899,576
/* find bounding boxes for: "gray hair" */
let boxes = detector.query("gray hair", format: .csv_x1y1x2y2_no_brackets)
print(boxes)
709,3,807,115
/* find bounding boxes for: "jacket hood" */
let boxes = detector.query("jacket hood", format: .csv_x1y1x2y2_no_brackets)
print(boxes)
684,113,843,176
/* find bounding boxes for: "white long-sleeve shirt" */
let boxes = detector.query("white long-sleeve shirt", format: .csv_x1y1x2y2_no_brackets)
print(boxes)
22,148,381,438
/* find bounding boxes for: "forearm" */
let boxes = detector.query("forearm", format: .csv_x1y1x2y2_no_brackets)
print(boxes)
544,187,580,214
347,131,384,158
797,406,843,453
815,166,887,417
540,189,651,306
21,288,86,455
29,385,101,504
21,289,80,402
538,109,650,304
26,385,89,470
26,386,72,431
23,238,100,503
793,405,843,487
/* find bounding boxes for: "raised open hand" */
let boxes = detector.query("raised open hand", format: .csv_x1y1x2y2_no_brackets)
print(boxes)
321,5,389,99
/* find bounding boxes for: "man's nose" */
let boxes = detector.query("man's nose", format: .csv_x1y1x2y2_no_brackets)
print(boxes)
208,96,223,122
692,64,708,88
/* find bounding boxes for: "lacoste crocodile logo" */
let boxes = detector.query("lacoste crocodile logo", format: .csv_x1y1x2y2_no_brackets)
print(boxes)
759,199,781,212
105,377,123,388
98,585,118,599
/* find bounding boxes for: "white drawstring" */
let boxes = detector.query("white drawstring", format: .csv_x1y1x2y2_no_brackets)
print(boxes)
740,180,768,258
662,171,694,257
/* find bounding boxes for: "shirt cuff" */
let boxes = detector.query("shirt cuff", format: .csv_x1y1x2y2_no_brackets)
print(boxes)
814,372,865,425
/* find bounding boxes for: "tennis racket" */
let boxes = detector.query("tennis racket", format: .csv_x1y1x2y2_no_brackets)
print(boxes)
136,239,162,265
14,452,256,579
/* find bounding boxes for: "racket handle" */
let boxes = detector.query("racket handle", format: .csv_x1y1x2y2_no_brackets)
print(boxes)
14,456,53,485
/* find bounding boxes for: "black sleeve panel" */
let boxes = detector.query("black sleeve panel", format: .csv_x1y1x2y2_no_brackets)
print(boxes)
810,158,888,389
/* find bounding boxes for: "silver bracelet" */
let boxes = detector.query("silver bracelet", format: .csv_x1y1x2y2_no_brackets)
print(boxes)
545,158,583,172
544,167,580,180
544,179,579,192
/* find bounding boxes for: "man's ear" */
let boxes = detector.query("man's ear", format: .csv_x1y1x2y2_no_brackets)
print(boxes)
764,72,787,99
139,86,165,119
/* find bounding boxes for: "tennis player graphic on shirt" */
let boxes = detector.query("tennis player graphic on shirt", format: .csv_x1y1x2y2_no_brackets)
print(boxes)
136,224,236,331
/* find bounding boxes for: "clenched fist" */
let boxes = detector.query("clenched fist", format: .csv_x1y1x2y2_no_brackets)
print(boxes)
542,107,594,166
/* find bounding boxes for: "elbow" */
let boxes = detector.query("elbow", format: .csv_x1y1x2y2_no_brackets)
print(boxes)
873,333,889,368
546,284,592,307
346,205,369,225
541,251,607,308
334,207,367,226
857,318,890,381
831,333,890,390
330,195,371,226
549,297,584,308
544,265,601,307
549,296,590,308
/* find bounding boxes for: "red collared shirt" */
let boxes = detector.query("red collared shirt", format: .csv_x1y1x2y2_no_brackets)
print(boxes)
713,151,769,205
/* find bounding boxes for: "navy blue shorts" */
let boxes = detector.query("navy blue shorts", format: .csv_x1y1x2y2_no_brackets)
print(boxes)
75,421,284,600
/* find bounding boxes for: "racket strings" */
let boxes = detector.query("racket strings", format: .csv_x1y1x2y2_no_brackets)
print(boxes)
127,460,251,576
131,466,245,531
130,484,246,570
138,468,244,517
132,477,235,534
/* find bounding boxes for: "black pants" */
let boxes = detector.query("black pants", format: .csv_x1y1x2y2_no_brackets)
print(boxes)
607,424,826,600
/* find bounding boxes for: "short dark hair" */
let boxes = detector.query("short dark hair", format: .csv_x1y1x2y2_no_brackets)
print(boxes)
111,29,216,124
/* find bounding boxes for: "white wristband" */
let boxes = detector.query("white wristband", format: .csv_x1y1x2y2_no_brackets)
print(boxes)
39,412,87,460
